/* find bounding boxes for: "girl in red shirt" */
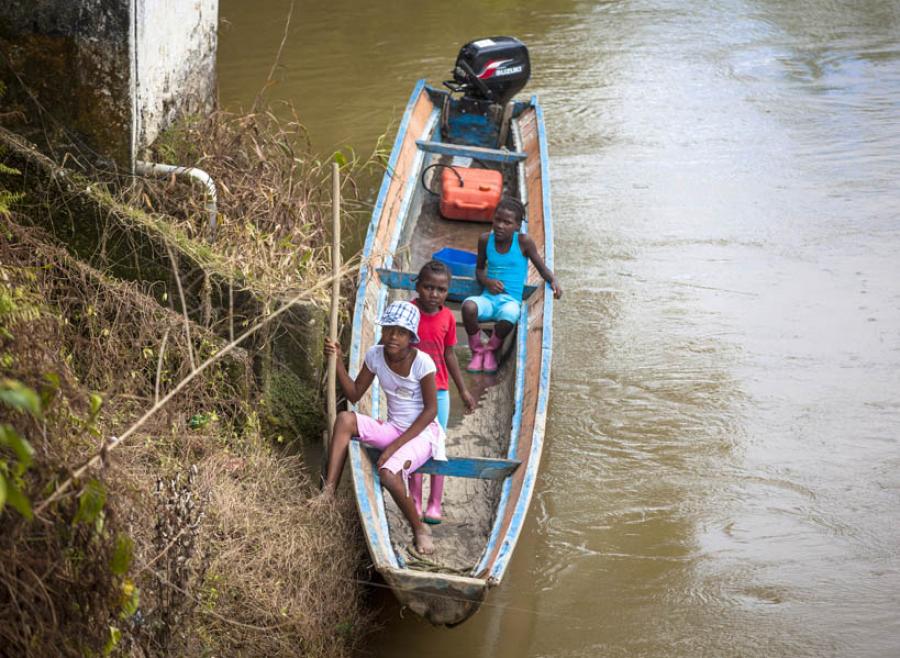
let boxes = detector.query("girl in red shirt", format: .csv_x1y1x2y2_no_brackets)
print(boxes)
410,260,476,523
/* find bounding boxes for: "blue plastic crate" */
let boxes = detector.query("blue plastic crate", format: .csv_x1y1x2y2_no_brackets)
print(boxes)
432,247,477,278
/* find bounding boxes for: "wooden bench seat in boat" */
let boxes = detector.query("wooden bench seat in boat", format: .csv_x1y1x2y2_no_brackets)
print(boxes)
415,140,527,163
376,268,537,303
362,445,520,480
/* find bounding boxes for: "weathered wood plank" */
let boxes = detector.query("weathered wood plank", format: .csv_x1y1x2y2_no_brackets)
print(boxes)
415,140,527,163
362,446,520,479
375,268,537,302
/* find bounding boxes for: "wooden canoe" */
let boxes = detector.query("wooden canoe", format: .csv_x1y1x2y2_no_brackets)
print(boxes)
347,80,554,626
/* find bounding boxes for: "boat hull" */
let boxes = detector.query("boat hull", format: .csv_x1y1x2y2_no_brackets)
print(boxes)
382,568,488,626
347,80,554,626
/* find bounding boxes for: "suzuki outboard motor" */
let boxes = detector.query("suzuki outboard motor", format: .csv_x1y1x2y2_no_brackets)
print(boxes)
431,37,530,219
447,36,531,106
441,36,531,147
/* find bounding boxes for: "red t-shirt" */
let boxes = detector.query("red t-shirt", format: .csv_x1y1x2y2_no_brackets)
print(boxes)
412,298,457,390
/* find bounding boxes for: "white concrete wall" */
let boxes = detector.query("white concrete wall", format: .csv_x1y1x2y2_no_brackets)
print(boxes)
133,0,218,155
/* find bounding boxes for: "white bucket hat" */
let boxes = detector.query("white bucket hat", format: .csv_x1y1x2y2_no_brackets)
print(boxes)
376,300,421,344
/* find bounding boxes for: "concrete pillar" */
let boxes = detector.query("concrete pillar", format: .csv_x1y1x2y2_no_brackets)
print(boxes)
133,0,217,154
0,0,218,168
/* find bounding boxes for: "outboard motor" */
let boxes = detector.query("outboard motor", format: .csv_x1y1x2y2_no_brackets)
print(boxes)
441,36,531,147
447,36,531,106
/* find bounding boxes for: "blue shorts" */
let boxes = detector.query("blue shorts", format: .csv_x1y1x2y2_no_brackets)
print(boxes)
464,292,521,325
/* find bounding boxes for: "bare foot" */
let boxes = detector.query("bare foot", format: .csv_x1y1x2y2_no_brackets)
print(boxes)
308,487,335,508
414,524,434,555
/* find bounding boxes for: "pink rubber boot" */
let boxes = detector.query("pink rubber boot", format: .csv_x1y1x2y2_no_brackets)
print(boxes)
424,475,444,524
409,473,424,518
482,333,503,374
467,332,485,373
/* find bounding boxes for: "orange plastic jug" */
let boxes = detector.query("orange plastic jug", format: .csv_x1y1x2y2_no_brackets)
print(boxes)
439,167,503,222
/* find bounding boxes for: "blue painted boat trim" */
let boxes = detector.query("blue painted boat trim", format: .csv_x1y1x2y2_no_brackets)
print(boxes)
349,79,426,377
488,96,554,581
472,108,534,576
511,121,528,224
370,107,439,569
535,94,555,274
365,106,438,569
415,140,527,163
347,80,427,572
348,84,441,574
371,108,440,419
349,440,400,568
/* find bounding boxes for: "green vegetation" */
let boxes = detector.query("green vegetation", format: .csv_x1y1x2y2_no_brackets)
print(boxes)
0,83,23,217
0,378,38,519
0,101,373,655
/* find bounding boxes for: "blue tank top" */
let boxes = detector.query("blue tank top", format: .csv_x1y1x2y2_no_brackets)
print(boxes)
486,232,528,300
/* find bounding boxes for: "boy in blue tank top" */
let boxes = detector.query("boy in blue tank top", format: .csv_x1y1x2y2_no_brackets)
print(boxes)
462,197,563,373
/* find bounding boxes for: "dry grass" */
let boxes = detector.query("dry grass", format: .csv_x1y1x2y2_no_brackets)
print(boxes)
135,106,381,298
189,451,367,657
0,220,368,657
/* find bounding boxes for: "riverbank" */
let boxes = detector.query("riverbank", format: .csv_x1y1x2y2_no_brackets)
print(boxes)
0,104,374,657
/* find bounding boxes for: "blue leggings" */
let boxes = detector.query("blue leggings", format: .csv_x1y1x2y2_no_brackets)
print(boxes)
411,389,449,517
436,389,450,430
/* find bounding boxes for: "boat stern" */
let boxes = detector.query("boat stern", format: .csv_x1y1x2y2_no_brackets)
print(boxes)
382,567,489,626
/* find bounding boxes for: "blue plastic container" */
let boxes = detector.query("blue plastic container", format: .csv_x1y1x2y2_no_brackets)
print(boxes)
432,247,478,278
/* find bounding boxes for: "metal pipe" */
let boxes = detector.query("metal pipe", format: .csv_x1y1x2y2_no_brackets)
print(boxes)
135,160,218,241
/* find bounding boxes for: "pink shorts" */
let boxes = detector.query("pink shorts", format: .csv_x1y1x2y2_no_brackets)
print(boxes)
354,412,438,479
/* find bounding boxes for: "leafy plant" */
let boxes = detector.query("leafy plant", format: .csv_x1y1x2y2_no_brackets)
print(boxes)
0,265,43,340
189,410,218,430
0,378,40,519
73,478,107,526
0,158,23,218
0,87,24,216
102,625,121,656
110,533,134,576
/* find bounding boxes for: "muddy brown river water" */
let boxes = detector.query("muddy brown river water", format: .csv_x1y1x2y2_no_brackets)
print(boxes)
218,0,900,655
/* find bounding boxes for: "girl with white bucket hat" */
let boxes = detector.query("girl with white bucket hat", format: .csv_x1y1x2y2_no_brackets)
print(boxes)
320,300,446,555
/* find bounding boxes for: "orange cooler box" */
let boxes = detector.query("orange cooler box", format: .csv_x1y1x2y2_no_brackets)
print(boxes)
440,167,502,222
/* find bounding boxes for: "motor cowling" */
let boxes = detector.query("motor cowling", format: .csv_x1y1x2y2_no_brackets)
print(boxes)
451,36,531,106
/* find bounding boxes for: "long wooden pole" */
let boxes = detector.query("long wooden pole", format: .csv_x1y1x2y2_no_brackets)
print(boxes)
326,163,340,450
